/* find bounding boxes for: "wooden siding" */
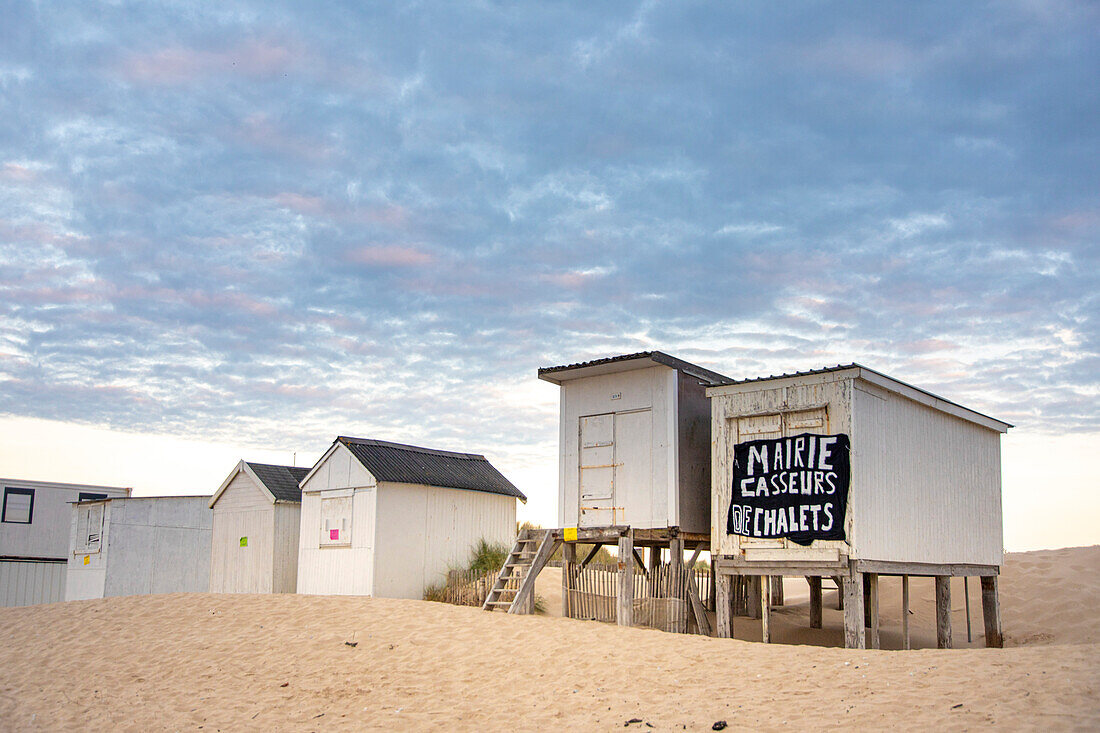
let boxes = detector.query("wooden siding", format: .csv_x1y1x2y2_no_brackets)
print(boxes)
271,503,301,593
209,472,275,593
676,370,712,534
851,382,1003,566
0,560,66,606
372,482,515,600
0,480,129,560
296,486,376,596
101,498,211,597
300,443,373,493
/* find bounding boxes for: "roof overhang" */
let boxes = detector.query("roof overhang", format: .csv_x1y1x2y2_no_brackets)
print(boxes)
538,351,730,386
209,460,277,508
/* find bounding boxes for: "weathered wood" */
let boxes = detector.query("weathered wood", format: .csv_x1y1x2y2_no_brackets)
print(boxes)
669,537,686,633
631,547,649,577
617,532,634,627
854,560,999,577
863,572,872,628
868,573,880,649
579,544,603,569
963,576,972,643
833,575,844,610
980,575,1003,648
902,575,910,650
716,557,847,576
935,575,952,648
747,575,761,619
686,573,713,637
646,546,661,596
842,573,866,649
685,546,703,571
716,574,732,639
562,542,576,618
770,575,784,606
708,562,717,612
760,574,771,643
808,576,822,629
508,533,560,614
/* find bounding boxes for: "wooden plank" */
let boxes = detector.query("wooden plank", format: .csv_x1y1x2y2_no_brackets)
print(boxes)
808,576,822,629
743,547,839,563
834,575,844,610
686,571,712,637
631,547,649,577
747,576,761,619
863,573,872,628
980,576,1003,648
685,546,703,571
716,574,732,639
669,537,685,633
617,531,634,627
854,560,1000,577
868,573,880,649
935,575,952,648
902,575,911,651
760,574,771,643
770,575,784,606
579,544,603,569
508,533,559,614
842,573,866,649
716,557,848,576
562,542,576,618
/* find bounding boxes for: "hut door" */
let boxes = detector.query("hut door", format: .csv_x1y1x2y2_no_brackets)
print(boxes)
734,414,784,550
579,414,615,527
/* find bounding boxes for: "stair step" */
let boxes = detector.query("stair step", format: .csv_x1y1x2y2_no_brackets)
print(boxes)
485,601,512,606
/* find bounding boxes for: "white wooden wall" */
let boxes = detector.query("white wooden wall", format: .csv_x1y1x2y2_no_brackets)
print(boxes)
209,472,274,593
372,482,516,599
558,366,676,529
851,381,1004,565
0,480,129,560
0,560,66,606
271,503,301,593
296,486,376,595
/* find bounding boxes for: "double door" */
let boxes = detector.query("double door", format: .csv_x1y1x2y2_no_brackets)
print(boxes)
578,410,652,528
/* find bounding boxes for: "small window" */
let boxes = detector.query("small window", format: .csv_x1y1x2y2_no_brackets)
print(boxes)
79,492,107,502
320,496,352,547
2,488,34,523
75,503,105,553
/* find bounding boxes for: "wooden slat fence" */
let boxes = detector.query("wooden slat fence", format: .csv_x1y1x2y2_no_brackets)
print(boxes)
433,568,499,607
566,562,712,634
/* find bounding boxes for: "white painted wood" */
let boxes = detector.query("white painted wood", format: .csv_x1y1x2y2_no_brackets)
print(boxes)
296,486,376,596
710,369,1005,569
0,560,66,606
271,503,301,593
1,479,129,563
209,469,275,594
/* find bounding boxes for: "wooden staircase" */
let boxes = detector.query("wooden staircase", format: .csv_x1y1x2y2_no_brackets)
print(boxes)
482,528,559,613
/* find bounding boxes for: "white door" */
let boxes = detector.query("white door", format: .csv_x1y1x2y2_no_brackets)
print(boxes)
615,409,653,528
579,414,615,527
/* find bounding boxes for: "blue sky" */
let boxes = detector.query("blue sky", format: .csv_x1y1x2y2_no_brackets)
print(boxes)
0,2,1096,548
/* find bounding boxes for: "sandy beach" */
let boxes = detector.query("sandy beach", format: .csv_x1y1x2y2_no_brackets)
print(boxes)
1,546,1097,731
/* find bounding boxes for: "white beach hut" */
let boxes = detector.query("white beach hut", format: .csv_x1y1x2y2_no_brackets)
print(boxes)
65,496,212,601
296,437,526,599
707,364,1011,649
1,478,130,606
208,461,309,594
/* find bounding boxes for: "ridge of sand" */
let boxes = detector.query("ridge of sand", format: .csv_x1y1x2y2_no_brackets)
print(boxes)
0,546,1097,731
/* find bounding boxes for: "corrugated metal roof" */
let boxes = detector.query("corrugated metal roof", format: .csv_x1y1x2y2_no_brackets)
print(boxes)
336,437,527,501
245,462,310,502
538,351,731,385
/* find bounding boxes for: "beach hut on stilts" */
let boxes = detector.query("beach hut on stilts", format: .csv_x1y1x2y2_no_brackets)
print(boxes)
707,364,1010,649
484,352,730,631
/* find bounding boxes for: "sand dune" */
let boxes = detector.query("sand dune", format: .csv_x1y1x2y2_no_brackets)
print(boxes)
1,546,1097,731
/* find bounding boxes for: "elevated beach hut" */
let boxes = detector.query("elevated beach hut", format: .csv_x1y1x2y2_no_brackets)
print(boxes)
65,496,212,601
518,352,730,626
707,364,1011,649
1,478,130,606
208,461,309,594
296,437,525,599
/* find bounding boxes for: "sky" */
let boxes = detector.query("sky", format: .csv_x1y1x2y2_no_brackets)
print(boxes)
0,1,1096,551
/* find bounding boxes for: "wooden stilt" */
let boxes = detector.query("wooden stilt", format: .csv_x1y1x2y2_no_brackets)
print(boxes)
833,575,844,610
964,576,972,643
708,559,717,612
747,576,761,619
647,546,661,596
562,542,576,618
843,572,866,649
808,576,823,629
760,574,771,643
902,575,910,651
770,575,784,606
669,537,685,633
980,576,1003,648
868,573,880,649
716,573,732,638
935,575,952,649
617,532,634,627
863,573,872,628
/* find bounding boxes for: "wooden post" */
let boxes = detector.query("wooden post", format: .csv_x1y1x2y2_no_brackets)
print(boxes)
562,542,576,618
980,576,1003,648
902,575,910,651
935,575,952,649
964,576,972,643
617,531,634,627
647,546,661,597
868,573,880,649
669,537,685,633
843,573,866,649
833,575,844,610
747,576,761,619
760,574,771,643
708,559,717,612
770,575,784,607
863,573,872,628
808,576,823,629
716,573,732,639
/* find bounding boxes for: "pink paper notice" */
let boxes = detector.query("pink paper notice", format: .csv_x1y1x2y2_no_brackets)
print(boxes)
330,529,339,540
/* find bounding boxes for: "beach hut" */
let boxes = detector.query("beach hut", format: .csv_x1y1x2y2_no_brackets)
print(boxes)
64,496,212,601
706,364,1011,649
208,461,309,594
1,478,130,606
521,352,729,625
296,437,525,599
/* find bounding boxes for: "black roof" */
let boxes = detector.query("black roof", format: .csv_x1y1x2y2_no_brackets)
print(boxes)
335,437,526,502
538,351,731,385
245,462,310,502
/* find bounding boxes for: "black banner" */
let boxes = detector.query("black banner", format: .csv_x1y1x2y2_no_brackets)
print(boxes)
726,432,850,546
